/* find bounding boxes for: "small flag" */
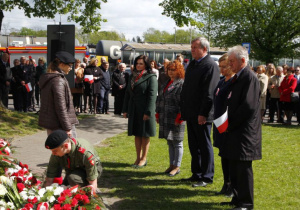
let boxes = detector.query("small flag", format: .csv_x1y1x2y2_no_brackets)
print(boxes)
213,107,228,134
84,75,94,84
25,83,32,92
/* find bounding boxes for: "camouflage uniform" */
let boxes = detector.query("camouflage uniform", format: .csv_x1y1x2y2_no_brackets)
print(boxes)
46,138,102,187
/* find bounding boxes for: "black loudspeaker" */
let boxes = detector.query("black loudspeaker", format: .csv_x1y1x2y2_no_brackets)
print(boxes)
47,25,75,88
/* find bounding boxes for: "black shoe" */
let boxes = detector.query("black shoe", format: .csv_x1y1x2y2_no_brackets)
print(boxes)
180,176,200,182
231,207,253,210
225,185,234,197
192,181,212,187
216,183,228,195
220,201,235,206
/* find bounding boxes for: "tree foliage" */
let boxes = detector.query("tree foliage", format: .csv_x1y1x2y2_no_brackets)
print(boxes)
0,0,107,33
160,0,300,63
88,31,126,44
9,27,47,36
143,27,202,44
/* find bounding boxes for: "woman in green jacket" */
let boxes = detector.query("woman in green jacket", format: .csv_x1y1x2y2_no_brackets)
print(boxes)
123,55,158,168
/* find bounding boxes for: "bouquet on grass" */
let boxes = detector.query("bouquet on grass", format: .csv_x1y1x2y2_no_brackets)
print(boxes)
0,138,105,210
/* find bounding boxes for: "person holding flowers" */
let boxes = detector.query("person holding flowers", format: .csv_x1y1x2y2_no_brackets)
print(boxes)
43,130,102,194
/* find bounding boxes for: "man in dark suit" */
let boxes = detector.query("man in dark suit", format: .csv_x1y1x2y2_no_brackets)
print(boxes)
0,53,11,108
180,37,220,187
220,45,262,210
111,63,129,115
294,66,300,125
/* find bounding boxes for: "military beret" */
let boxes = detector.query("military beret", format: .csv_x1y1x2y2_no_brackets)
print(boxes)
45,130,68,149
55,51,76,63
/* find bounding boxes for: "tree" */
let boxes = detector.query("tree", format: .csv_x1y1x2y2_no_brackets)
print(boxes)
8,27,47,37
160,0,300,63
0,0,107,33
143,27,202,44
88,31,126,45
136,36,142,43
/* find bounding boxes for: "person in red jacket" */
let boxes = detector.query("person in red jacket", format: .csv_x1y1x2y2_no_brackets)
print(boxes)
278,67,297,125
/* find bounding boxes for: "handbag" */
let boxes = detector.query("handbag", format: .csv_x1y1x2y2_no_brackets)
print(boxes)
290,92,299,102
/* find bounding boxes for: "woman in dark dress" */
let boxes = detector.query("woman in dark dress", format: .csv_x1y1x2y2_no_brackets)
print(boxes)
213,53,234,197
123,55,158,168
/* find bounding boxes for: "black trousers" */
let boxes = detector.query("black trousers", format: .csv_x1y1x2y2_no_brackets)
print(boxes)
269,98,284,122
186,121,214,182
114,92,125,115
229,160,254,209
294,100,300,123
0,85,9,108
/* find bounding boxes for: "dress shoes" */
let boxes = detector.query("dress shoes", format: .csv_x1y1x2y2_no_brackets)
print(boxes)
180,176,200,182
220,201,235,206
231,207,253,210
192,181,212,187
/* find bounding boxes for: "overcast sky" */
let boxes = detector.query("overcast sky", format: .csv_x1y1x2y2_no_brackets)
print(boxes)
2,0,189,40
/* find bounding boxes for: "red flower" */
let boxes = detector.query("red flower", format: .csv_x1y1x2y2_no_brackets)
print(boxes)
37,202,49,210
53,204,62,210
27,197,38,204
62,204,72,210
95,205,101,209
61,188,72,197
15,176,23,183
71,198,78,207
24,203,33,209
58,196,66,203
17,183,25,192
82,195,90,205
74,194,83,201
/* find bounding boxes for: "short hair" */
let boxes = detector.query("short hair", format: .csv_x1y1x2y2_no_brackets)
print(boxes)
166,60,185,79
287,67,295,73
13,59,20,64
118,63,126,68
282,64,289,69
228,45,249,64
134,55,151,72
257,65,266,73
192,37,210,52
276,66,283,71
38,57,46,63
218,53,228,63
75,58,81,63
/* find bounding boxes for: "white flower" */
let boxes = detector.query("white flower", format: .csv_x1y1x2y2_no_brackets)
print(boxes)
0,199,7,208
48,196,55,203
51,183,59,188
0,184,7,196
53,186,64,196
19,191,28,200
45,186,53,191
0,176,12,186
7,202,15,209
4,168,17,176
38,188,46,197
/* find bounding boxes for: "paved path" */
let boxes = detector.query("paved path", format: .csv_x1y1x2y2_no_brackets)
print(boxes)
11,114,128,177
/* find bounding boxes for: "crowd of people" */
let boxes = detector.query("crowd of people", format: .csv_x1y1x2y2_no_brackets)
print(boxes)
1,37,300,209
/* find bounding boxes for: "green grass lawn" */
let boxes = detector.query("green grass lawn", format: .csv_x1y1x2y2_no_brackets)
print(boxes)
97,124,300,210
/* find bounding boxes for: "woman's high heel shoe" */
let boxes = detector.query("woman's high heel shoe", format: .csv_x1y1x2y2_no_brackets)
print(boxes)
135,160,147,169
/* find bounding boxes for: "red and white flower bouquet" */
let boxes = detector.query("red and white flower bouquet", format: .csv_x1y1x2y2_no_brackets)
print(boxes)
0,138,105,210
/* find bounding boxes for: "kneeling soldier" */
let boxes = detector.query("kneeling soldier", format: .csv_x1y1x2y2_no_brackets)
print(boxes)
43,130,102,193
